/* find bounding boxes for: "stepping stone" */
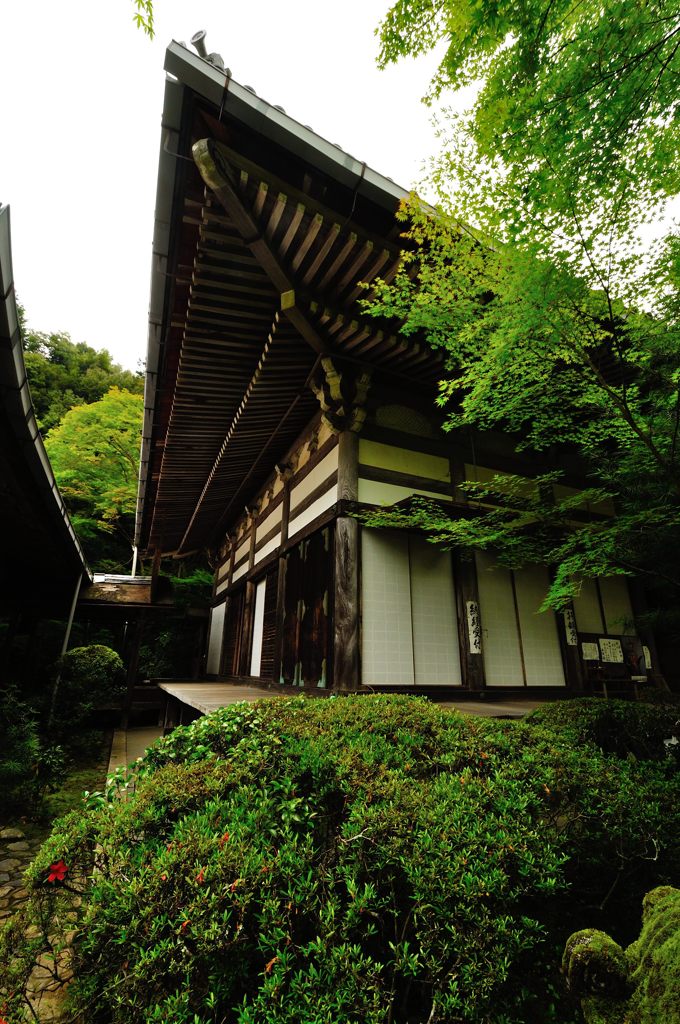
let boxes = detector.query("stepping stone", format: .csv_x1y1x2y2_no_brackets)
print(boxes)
0,828,25,840
0,858,20,872
7,841,30,852
0,873,9,882
0,884,12,898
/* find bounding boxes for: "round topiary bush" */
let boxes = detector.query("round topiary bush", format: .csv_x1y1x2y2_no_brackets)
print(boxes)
59,644,125,699
48,644,125,751
1,695,678,1024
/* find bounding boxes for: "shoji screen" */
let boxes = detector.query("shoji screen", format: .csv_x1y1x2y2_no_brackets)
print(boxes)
206,601,226,675
573,579,605,633
410,536,462,685
572,577,635,635
475,551,524,686
249,578,268,677
249,570,280,679
599,577,635,635
361,531,462,686
513,565,565,687
361,531,415,686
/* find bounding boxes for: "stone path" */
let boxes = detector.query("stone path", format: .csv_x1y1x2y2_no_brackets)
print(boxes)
0,826,43,925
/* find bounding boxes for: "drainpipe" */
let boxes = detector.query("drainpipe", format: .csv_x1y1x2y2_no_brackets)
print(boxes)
47,573,83,731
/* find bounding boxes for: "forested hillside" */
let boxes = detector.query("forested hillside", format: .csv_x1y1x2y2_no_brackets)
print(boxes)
19,305,144,570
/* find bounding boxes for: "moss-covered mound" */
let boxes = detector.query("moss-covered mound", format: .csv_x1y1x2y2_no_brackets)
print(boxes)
564,886,680,1024
1,696,679,1024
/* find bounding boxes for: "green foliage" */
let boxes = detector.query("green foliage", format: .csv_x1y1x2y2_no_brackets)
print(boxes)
526,698,680,760
367,4,680,623
48,645,125,752
377,0,679,239
0,686,40,814
138,620,202,680
3,696,679,1024
132,0,154,36
363,198,680,612
60,644,125,695
564,886,680,1024
20,308,143,434
138,570,212,678
167,569,214,611
44,387,143,568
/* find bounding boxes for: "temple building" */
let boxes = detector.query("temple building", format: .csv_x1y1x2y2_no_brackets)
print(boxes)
135,38,655,696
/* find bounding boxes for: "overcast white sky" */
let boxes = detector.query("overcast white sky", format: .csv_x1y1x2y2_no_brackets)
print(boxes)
1,0,448,370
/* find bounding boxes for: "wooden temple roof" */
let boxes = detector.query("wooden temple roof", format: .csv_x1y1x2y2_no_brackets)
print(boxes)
136,43,441,558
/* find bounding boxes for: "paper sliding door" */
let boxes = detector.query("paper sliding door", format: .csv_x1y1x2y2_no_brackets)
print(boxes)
361,530,462,687
206,601,226,675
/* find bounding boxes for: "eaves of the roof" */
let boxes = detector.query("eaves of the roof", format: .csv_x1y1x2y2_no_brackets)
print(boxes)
0,204,90,605
135,43,443,557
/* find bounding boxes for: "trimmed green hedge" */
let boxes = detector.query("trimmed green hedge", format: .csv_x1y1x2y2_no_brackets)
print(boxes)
525,697,679,759
2,696,679,1024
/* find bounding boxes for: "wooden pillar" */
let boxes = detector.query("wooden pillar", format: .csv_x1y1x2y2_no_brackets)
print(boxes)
334,431,360,689
121,612,144,730
237,512,258,676
274,466,292,684
455,552,486,691
449,453,486,691
559,603,585,691
150,548,162,603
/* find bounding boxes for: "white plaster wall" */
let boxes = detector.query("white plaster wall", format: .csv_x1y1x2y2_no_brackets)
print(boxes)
359,439,450,484
232,560,249,584
256,503,283,543
235,539,250,564
289,447,339,514
254,531,282,566
358,479,450,506
287,485,337,541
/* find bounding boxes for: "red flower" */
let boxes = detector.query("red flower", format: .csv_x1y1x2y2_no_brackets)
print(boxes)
160,873,168,882
196,868,205,884
181,919,190,931
46,860,69,884
219,832,230,848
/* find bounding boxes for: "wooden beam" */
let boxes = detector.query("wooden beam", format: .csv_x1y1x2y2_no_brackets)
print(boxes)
454,552,486,692
192,139,335,358
274,465,293,684
333,432,360,689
